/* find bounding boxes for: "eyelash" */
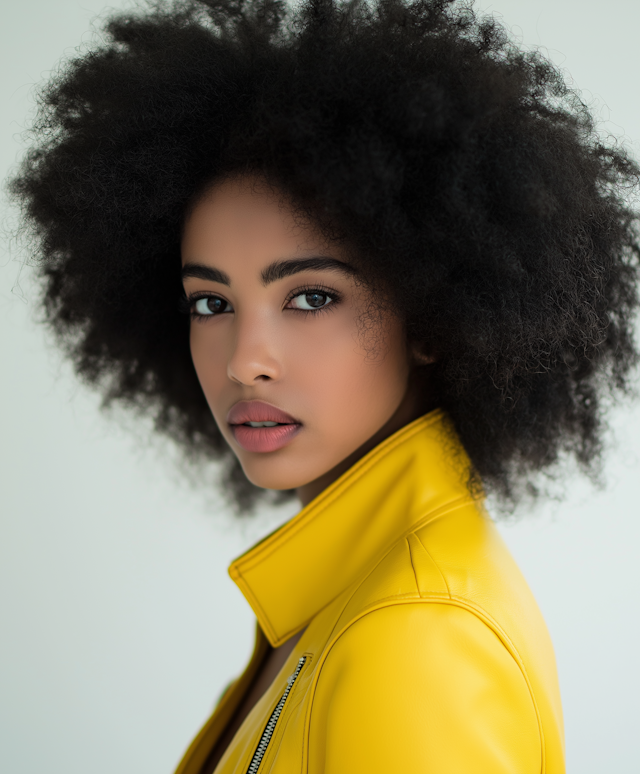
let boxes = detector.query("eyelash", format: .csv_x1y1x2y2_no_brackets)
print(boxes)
284,284,342,316
180,284,342,322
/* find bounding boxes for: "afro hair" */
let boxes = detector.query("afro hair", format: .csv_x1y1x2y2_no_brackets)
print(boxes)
8,0,640,513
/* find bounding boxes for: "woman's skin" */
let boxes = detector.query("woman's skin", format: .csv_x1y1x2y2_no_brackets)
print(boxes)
181,173,435,772
182,174,434,505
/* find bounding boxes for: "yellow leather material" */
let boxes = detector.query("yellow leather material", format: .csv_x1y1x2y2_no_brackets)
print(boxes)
175,409,565,773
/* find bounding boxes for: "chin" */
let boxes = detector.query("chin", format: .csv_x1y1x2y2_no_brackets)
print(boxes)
238,457,312,492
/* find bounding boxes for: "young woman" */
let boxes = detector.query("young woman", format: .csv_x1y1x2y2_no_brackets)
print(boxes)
9,0,640,772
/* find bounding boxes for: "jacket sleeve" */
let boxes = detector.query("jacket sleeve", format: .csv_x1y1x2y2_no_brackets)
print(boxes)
307,602,542,774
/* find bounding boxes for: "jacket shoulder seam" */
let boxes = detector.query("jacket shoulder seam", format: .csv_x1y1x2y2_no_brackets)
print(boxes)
321,498,476,644
409,533,452,598
405,537,421,595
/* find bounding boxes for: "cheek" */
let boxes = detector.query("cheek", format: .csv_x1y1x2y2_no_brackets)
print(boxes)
286,311,409,429
189,326,227,410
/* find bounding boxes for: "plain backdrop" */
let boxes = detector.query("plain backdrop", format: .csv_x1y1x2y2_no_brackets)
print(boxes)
1,1,639,772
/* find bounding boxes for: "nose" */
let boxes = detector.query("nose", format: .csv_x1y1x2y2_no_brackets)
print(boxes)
227,312,282,384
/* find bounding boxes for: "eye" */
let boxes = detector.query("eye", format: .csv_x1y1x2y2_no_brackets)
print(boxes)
193,296,232,316
289,291,334,311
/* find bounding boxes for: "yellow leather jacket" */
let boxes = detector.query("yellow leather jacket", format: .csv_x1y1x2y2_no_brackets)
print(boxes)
175,410,565,773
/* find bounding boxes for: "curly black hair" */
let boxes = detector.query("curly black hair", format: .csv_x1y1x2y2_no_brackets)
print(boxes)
8,0,640,513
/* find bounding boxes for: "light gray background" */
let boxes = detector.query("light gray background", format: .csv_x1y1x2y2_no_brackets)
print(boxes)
1,1,639,772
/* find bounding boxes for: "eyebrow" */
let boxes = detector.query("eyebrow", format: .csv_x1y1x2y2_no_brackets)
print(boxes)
181,256,357,287
181,263,231,285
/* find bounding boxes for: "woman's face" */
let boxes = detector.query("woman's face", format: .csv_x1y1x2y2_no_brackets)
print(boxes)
182,174,428,504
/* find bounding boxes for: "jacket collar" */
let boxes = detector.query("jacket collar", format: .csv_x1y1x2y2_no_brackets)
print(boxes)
228,409,476,647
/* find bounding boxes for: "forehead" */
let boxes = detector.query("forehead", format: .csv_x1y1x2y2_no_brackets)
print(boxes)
181,175,329,267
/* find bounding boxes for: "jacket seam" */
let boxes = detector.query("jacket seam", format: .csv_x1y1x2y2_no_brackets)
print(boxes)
405,537,420,595
302,598,545,774
413,532,452,598
316,498,473,648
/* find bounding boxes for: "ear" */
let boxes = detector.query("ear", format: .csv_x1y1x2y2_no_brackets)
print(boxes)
411,344,437,366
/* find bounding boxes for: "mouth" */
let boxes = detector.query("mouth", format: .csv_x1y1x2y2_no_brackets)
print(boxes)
226,400,302,453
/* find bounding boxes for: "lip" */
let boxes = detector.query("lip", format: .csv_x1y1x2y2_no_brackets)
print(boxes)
227,400,302,453
227,400,299,426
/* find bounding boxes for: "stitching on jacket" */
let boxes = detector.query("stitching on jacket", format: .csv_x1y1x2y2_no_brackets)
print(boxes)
301,598,546,774
405,537,420,595
413,531,452,598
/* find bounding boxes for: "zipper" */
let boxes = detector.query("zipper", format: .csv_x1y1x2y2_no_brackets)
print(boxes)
246,656,307,774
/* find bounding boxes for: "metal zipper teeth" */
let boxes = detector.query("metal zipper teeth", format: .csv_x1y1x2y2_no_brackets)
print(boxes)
246,656,307,774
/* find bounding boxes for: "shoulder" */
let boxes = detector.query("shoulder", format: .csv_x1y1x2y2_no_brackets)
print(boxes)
306,502,550,773
308,601,542,774
334,500,550,658
334,500,522,624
